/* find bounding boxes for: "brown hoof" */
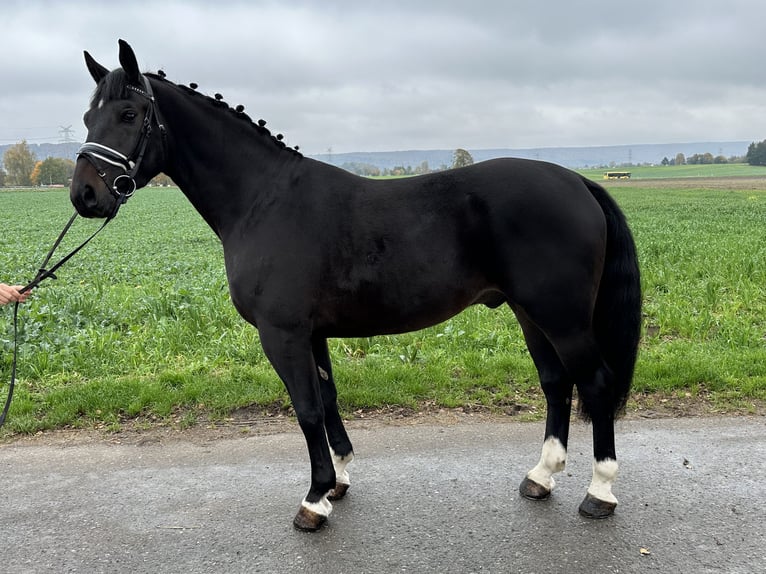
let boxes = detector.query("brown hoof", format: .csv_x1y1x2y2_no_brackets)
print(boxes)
293,505,328,532
578,493,617,519
519,476,552,500
328,482,349,501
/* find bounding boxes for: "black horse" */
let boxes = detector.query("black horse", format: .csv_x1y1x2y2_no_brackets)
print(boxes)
70,41,641,531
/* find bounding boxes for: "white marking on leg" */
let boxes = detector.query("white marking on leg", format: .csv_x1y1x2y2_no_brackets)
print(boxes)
526,436,567,490
301,495,333,518
587,458,619,504
330,447,353,486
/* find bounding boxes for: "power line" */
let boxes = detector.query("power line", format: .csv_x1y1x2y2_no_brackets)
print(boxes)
59,125,75,143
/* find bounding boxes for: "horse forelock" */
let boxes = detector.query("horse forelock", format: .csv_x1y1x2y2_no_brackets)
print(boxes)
90,69,133,109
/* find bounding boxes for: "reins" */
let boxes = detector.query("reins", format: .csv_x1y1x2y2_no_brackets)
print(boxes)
1,73,164,428
1,210,116,427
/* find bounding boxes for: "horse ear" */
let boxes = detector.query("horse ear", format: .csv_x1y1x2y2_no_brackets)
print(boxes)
118,39,141,84
84,51,109,84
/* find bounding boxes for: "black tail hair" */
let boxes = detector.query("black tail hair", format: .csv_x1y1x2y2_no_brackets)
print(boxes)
582,177,642,418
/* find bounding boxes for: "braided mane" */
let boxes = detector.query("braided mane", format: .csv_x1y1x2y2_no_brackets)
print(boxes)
93,68,302,157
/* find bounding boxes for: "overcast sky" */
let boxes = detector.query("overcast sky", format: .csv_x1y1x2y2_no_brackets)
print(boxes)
1,0,764,155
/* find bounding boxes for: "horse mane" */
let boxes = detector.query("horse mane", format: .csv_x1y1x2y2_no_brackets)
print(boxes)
92,68,302,157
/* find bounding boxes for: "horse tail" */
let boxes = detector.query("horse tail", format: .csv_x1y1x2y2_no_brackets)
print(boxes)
583,177,642,419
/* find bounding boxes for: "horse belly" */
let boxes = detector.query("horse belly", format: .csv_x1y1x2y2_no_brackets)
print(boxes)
318,271,495,338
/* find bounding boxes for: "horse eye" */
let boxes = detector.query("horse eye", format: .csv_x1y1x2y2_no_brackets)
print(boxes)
121,110,138,123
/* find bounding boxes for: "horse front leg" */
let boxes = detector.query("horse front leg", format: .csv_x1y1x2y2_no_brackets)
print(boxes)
312,336,354,501
258,324,336,531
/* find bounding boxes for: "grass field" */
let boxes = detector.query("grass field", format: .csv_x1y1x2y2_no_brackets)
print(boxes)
577,162,766,180
1,176,765,434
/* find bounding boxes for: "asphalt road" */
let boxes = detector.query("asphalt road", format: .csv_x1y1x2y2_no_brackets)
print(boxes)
1,416,764,574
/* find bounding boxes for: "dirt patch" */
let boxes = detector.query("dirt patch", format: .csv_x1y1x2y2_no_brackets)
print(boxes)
608,176,766,190
4,394,762,448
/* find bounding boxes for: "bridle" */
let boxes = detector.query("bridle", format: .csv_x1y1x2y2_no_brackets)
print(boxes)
77,75,166,208
1,75,166,428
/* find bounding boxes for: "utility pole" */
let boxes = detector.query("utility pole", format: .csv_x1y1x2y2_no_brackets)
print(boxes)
59,125,75,143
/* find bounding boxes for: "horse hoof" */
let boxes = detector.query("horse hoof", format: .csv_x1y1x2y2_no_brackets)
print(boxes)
293,506,328,532
519,476,552,500
578,493,616,519
328,482,349,501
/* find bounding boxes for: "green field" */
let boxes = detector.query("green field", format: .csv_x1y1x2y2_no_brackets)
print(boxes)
577,162,766,180
1,179,765,434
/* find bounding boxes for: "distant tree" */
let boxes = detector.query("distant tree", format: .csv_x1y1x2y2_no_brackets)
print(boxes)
3,140,37,186
661,157,670,166
687,152,714,165
414,161,430,175
746,140,766,166
30,157,75,186
452,148,474,169
713,155,728,164
0,168,5,187
341,162,381,177
30,161,42,184
150,173,176,186
675,152,686,166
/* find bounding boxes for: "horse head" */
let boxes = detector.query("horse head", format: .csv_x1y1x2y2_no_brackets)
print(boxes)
70,40,165,219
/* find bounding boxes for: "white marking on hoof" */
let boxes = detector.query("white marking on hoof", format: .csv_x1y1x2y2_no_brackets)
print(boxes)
330,448,353,486
526,436,567,491
587,458,619,505
301,495,332,518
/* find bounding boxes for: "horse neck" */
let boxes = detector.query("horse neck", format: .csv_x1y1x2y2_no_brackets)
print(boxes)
153,81,301,237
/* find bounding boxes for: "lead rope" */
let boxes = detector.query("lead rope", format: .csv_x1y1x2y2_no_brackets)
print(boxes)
1,209,117,427
2,74,163,427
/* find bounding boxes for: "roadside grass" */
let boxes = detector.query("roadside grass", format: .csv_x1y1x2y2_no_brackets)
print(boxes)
1,181,765,435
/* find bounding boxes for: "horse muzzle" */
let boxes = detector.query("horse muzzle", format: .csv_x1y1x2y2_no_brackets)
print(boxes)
70,156,125,219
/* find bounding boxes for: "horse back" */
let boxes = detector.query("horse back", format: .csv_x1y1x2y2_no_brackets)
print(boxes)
224,158,606,337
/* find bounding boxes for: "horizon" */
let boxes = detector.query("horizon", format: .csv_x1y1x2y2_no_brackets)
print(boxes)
2,139,751,172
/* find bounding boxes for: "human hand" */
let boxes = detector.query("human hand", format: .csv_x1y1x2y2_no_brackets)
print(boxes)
0,283,28,305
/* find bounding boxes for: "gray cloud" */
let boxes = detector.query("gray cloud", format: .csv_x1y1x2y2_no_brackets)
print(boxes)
1,0,764,154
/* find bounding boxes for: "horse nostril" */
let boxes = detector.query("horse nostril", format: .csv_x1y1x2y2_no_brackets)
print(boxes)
82,184,97,209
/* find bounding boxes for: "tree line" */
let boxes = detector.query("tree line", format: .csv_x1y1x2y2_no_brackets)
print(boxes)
745,140,766,166
7,138,766,185
341,149,474,177
1,140,175,188
2,140,74,187
660,152,738,166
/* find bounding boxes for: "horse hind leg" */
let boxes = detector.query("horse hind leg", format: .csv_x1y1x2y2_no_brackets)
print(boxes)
515,313,574,501
553,333,621,518
312,337,354,501
575,364,620,518
512,300,621,518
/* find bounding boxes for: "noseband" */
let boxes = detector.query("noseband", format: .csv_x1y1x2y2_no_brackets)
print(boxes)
77,75,165,207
